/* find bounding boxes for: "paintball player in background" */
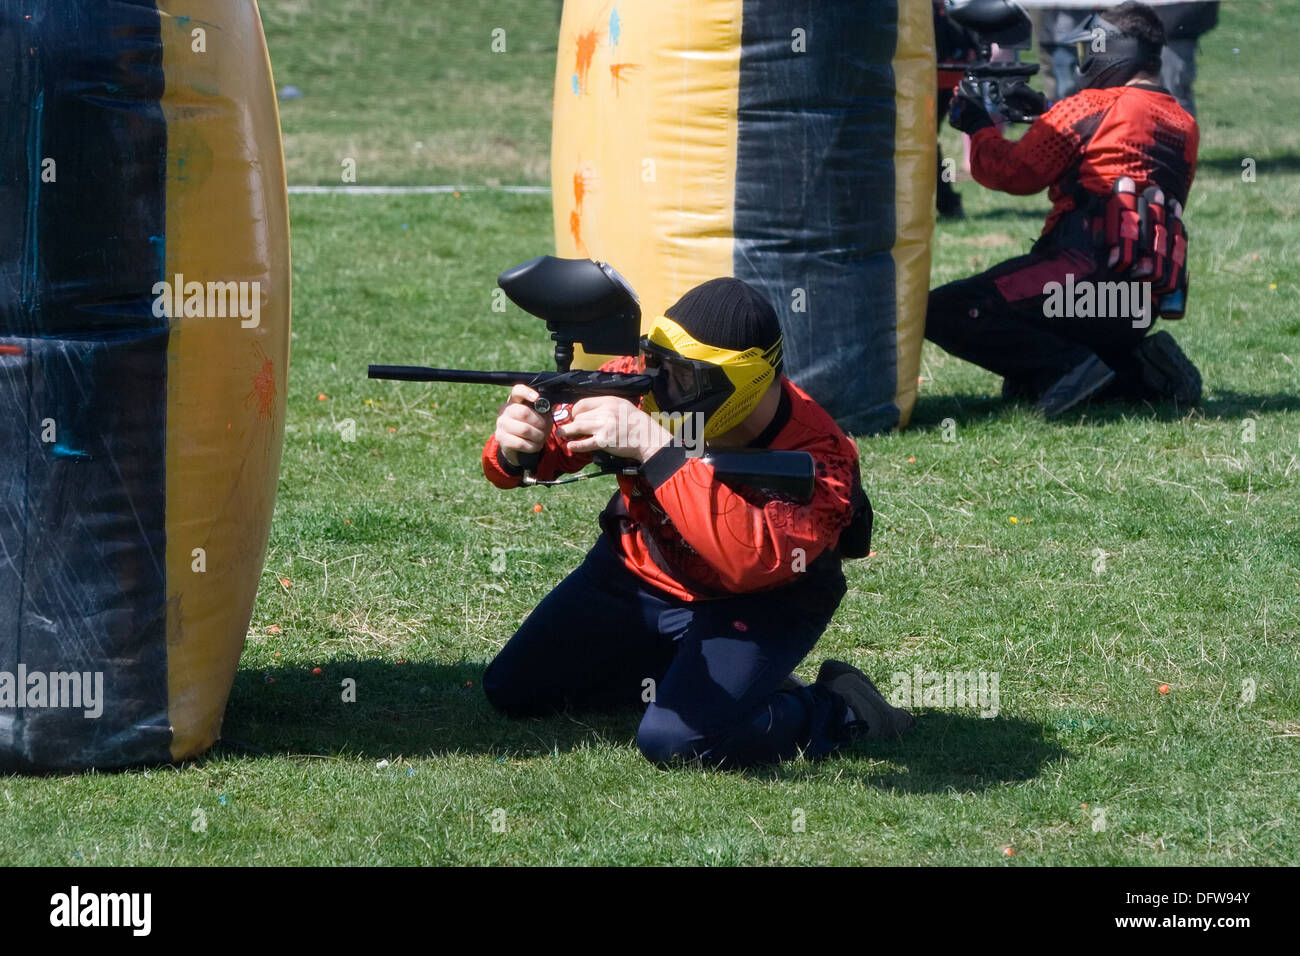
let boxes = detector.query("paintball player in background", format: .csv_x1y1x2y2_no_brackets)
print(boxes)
480,278,912,768
934,0,978,219
1035,3,1092,101
1156,1,1219,117
927,1,1202,418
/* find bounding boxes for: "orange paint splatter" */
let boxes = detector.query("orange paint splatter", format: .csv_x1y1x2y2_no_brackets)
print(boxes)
574,29,600,93
569,209,586,256
245,357,277,419
573,170,588,212
569,165,595,257
609,62,640,95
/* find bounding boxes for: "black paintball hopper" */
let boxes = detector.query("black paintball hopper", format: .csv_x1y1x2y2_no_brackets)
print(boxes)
498,255,642,361
945,0,1033,49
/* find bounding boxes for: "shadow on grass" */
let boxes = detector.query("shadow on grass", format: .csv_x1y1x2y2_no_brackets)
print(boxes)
1200,390,1300,417
908,392,1007,429
907,389,1300,431
1196,153,1300,175
771,711,1068,794
218,659,639,761
217,660,1067,793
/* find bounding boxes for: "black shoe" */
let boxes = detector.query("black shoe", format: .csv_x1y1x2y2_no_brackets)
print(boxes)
1035,354,1116,419
1001,376,1040,404
1133,330,1202,405
816,659,915,741
937,193,965,220
777,674,809,694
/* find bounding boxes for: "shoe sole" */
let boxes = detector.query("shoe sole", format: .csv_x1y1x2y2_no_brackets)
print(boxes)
818,660,916,740
1036,360,1117,420
1136,331,1202,404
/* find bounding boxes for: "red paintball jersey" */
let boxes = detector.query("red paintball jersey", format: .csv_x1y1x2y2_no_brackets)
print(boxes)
969,84,1199,237
481,356,860,602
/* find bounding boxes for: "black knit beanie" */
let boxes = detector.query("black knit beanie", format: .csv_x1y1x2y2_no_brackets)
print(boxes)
663,277,782,354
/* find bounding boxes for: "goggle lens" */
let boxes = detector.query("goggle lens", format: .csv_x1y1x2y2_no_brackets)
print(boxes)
641,339,703,410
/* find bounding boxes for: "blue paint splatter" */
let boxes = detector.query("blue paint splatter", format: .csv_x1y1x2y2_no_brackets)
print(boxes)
51,444,91,461
149,235,165,278
571,73,581,95
610,8,621,48
22,89,45,311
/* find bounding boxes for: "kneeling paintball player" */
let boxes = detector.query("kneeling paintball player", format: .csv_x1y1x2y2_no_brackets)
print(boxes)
929,0,1202,418
480,277,913,767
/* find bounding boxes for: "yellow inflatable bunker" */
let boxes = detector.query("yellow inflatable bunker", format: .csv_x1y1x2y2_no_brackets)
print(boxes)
0,0,291,769
552,0,935,434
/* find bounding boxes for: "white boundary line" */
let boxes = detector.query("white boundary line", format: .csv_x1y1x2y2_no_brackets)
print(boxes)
287,185,552,195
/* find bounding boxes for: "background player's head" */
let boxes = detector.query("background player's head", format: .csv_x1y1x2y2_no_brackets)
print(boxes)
1066,1,1165,90
640,277,784,440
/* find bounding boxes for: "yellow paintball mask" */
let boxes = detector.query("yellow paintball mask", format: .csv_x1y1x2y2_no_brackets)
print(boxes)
640,315,783,440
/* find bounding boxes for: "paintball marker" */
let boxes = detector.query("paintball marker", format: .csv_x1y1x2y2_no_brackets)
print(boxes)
940,0,1043,123
368,256,816,503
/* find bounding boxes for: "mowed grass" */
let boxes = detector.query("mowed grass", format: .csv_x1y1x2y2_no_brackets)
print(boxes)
262,0,561,185
1,1,1297,865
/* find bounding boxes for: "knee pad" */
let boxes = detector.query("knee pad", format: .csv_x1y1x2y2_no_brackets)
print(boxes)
481,658,534,717
636,706,699,765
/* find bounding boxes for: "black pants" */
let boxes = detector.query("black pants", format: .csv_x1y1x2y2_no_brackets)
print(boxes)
926,236,1151,394
482,536,847,767
936,88,961,214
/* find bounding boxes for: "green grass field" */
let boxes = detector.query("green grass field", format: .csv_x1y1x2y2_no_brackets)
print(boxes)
1,0,1296,866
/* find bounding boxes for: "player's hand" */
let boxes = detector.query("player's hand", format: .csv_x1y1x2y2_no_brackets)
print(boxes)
1001,79,1047,122
559,396,673,462
494,384,550,467
949,77,995,134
